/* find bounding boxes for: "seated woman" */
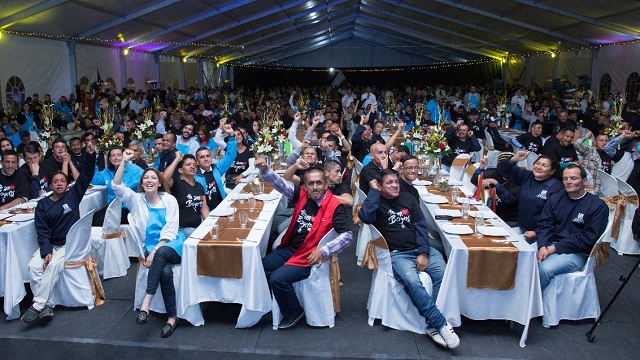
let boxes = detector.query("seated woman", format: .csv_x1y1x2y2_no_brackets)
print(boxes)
196,124,218,153
112,149,183,338
224,128,254,190
497,150,564,243
91,146,144,226
162,152,209,238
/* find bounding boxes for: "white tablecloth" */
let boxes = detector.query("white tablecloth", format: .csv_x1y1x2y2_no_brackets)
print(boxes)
416,185,543,347
0,186,107,320
177,178,284,327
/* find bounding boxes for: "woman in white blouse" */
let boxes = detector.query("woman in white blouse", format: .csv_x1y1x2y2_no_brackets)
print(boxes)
112,149,184,338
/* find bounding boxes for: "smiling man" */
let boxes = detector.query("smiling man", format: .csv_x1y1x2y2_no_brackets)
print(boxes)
0,150,29,210
358,169,458,349
536,164,608,290
256,157,352,330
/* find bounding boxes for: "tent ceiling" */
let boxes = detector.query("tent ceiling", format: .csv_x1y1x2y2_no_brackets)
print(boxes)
1,0,639,66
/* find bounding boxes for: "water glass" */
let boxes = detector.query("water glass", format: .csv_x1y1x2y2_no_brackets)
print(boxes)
27,202,36,213
209,224,219,240
248,197,256,212
474,212,484,238
460,199,470,220
239,211,249,228
238,190,246,204
451,186,458,204
259,182,265,194
228,206,236,222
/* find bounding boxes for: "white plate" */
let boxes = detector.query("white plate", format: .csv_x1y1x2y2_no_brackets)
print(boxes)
0,213,13,220
255,193,279,201
227,193,252,201
413,180,432,186
8,213,35,222
421,195,448,204
478,226,509,236
469,211,497,219
210,207,236,217
448,180,463,186
434,209,462,217
239,177,252,183
441,224,473,235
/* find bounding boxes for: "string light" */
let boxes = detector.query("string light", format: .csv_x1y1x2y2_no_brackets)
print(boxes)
229,58,500,71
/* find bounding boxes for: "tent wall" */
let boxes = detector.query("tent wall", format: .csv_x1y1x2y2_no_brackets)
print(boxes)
597,42,640,95
0,33,72,101
160,55,181,90
75,44,120,89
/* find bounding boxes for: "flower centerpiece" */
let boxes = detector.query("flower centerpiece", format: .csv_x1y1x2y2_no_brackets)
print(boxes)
605,93,626,138
96,107,122,152
134,108,156,141
254,109,287,166
39,104,57,144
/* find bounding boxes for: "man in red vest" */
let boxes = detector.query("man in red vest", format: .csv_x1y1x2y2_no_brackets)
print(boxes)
255,158,353,330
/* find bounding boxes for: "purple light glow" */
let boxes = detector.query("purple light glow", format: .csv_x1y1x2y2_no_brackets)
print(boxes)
590,35,637,45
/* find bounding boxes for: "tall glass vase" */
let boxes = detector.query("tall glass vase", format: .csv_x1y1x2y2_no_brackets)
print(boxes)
429,155,442,183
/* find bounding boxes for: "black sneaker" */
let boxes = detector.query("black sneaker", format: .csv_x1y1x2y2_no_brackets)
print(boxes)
38,306,54,320
21,306,41,323
277,311,305,330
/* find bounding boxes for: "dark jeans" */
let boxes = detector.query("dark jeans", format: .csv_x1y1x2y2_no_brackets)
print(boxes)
262,246,311,319
146,246,181,318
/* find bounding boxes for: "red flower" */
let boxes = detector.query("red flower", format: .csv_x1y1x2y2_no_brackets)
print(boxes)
401,208,409,215
439,143,445,149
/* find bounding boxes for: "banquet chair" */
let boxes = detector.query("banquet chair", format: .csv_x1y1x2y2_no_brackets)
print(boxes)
598,170,619,243
461,163,478,193
90,198,130,279
128,214,182,314
611,152,632,182
449,154,471,182
363,224,433,334
271,229,339,329
353,183,369,265
610,178,640,255
49,210,106,309
542,220,613,327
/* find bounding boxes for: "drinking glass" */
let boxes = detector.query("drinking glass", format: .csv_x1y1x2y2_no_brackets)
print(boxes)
238,190,246,204
460,199,470,220
209,224,219,240
451,186,458,204
249,197,256,212
228,206,236,222
239,211,249,228
27,202,36,213
475,212,484,238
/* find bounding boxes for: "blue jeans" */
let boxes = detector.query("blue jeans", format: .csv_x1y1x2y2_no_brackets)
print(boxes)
263,246,311,319
146,246,181,318
390,249,447,329
539,252,587,290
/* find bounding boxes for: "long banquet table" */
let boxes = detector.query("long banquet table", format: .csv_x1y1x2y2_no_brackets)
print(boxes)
0,186,107,320
415,185,543,347
177,175,285,327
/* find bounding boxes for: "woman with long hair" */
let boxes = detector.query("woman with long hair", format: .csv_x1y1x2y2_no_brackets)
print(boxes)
196,124,218,152
112,150,183,338
224,128,255,189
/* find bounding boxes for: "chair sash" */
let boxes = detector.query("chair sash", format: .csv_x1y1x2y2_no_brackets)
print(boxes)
360,236,387,270
590,242,610,268
465,164,477,177
64,255,106,306
352,173,360,195
329,255,341,313
102,229,126,240
352,204,363,225
451,156,469,168
347,152,354,169
603,194,639,239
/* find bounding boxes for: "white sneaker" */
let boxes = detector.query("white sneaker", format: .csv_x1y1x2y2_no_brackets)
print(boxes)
426,327,447,347
439,322,460,349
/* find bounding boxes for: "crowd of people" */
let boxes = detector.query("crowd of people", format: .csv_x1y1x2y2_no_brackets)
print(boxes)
1,81,636,347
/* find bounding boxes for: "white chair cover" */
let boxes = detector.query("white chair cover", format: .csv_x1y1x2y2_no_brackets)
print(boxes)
598,170,619,243
484,130,494,148
353,184,369,265
271,230,338,329
461,163,478,194
486,150,502,169
90,199,130,279
611,152,633,182
611,178,640,255
50,211,104,309
128,214,181,313
542,221,612,327
365,224,433,334
449,154,470,182
354,159,363,175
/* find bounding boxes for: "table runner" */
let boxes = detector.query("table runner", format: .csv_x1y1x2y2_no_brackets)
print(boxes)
427,185,519,290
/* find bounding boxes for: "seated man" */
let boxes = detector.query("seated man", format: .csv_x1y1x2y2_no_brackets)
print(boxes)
41,139,80,181
536,164,608,290
359,143,393,194
0,150,29,210
323,159,353,206
195,124,237,211
128,140,149,170
21,142,96,322
19,143,50,199
512,121,544,154
398,155,421,200
256,158,352,330
359,169,459,349
442,121,481,171
540,123,579,169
